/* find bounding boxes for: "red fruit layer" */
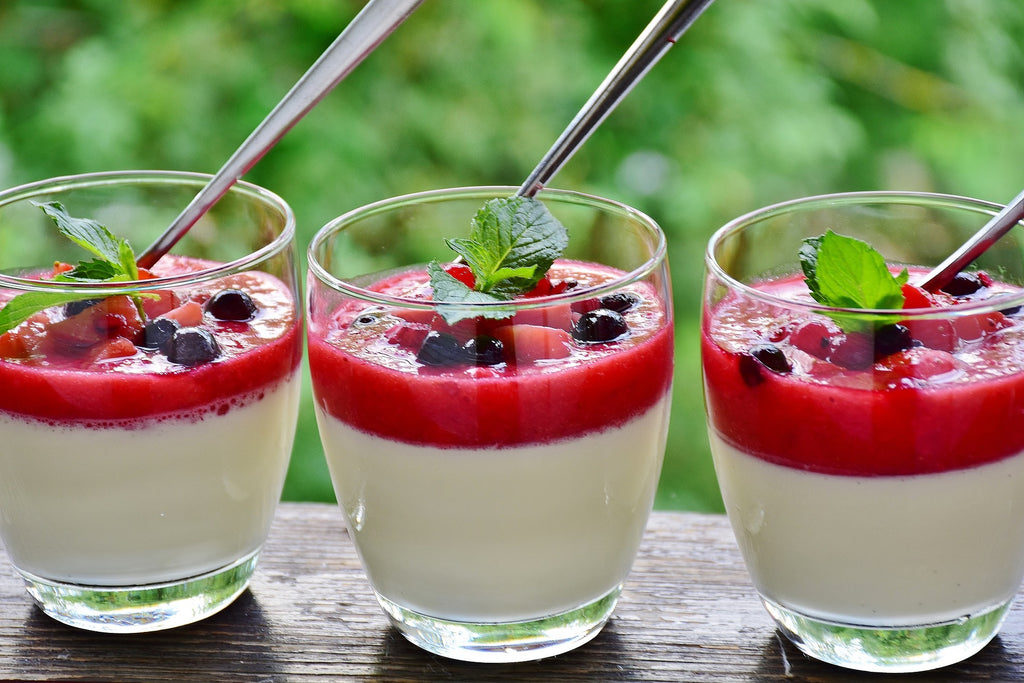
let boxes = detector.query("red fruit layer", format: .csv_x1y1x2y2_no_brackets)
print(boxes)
309,262,674,448
0,257,301,425
703,273,1024,477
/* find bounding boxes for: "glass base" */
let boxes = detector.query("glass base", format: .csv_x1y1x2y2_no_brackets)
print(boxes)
377,586,621,663
17,549,260,633
763,596,1011,673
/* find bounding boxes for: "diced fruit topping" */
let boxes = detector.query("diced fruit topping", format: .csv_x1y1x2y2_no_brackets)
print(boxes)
385,321,431,350
416,331,465,366
206,289,258,321
789,320,841,359
167,328,221,366
880,347,961,382
940,272,986,298
738,343,792,386
142,317,181,353
443,263,476,289
491,324,572,362
828,332,874,369
463,335,505,366
599,292,640,313
572,309,629,343
162,301,204,327
872,323,914,358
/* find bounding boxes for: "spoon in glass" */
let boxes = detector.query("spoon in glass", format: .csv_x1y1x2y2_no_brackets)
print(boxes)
137,0,424,268
918,187,1024,292
517,0,715,198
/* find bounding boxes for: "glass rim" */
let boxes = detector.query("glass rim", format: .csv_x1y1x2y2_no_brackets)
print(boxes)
0,170,296,294
307,185,668,311
706,190,1024,317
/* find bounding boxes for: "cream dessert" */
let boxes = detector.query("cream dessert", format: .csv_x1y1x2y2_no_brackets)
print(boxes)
0,255,302,588
703,265,1024,632
308,260,674,623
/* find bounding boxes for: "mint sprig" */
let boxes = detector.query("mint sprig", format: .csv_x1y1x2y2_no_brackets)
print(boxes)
0,202,145,335
429,196,568,324
799,230,907,332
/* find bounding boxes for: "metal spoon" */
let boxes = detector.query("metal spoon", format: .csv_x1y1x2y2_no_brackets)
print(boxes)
918,187,1024,292
137,0,424,268
517,0,715,198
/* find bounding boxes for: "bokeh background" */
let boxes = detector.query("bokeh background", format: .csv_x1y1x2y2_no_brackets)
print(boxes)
3,0,1024,511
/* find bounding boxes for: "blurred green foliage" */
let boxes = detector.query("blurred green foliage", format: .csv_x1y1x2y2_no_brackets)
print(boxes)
2,0,1024,511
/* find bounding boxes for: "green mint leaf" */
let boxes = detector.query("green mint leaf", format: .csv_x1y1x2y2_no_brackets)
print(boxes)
447,196,568,297
0,203,143,336
799,230,907,331
35,201,128,266
427,261,514,325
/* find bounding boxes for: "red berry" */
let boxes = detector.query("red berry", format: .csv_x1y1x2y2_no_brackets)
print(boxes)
789,320,841,360
443,264,475,289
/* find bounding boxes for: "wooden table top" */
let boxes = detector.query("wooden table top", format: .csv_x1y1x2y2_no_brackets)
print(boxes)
2,502,1022,681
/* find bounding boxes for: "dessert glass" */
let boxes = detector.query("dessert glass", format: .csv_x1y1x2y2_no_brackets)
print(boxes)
702,191,1024,672
306,186,673,662
0,171,302,632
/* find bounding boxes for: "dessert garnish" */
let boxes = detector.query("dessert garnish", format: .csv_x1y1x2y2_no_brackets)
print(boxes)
0,202,146,335
799,230,907,332
427,196,568,324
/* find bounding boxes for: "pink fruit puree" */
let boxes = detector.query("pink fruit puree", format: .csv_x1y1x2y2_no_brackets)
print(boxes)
0,256,301,424
309,260,674,448
703,272,1024,477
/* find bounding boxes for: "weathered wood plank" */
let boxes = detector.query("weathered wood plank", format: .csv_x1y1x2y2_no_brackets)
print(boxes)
0,503,1019,681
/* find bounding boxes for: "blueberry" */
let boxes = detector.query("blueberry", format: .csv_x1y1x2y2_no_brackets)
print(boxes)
599,292,640,313
64,298,101,317
206,289,258,321
738,344,792,387
463,335,504,366
167,328,220,366
873,323,913,358
416,331,465,366
572,309,629,343
142,317,181,353
940,272,984,298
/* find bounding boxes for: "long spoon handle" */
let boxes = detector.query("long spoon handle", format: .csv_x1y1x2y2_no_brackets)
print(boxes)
517,0,715,198
919,187,1024,291
138,0,424,268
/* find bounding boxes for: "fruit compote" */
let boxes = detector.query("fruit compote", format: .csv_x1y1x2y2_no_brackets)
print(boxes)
309,260,673,623
704,267,1024,658
0,256,301,605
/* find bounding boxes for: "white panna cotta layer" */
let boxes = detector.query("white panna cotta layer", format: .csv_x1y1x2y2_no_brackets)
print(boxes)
0,373,300,586
317,395,670,623
710,431,1024,625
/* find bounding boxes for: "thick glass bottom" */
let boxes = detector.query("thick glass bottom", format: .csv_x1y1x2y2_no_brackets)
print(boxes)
763,596,1011,673
17,549,260,633
377,586,621,663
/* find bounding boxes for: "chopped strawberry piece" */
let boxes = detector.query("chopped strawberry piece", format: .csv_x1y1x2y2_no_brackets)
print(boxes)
571,298,601,314
904,318,958,352
91,295,145,340
511,304,574,331
491,324,572,362
525,277,572,298
0,331,30,359
443,264,475,289
428,314,493,344
161,301,204,327
385,321,431,349
48,310,104,349
51,261,73,277
882,347,961,381
901,283,955,309
392,308,436,326
90,336,138,362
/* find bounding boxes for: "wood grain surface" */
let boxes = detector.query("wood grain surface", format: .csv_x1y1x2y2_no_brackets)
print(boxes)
0,503,1021,681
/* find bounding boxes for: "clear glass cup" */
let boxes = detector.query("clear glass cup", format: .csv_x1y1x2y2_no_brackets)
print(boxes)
702,191,1024,672
0,171,302,632
306,186,674,662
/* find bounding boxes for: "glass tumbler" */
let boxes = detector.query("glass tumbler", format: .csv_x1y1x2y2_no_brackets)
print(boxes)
0,171,302,632
306,186,674,662
702,191,1024,672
